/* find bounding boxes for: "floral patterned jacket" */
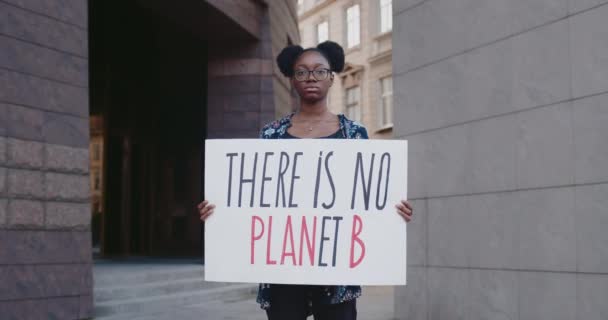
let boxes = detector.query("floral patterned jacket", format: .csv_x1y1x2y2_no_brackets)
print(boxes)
256,112,368,310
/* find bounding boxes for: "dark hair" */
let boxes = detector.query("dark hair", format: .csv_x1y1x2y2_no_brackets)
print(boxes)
276,41,345,77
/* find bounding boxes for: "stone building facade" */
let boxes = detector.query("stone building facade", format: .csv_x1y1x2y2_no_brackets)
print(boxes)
393,1,608,319
297,0,394,139
0,0,92,318
0,0,299,318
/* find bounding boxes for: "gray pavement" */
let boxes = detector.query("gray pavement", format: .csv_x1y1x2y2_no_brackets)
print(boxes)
93,259,396,320
114,286,395,320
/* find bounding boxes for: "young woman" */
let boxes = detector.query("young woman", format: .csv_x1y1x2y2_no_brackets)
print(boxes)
197,41,413,320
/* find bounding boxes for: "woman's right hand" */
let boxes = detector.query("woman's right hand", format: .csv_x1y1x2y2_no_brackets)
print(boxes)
197,200,215,222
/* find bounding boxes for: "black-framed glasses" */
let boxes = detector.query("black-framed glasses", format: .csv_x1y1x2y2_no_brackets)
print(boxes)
293,68,331,81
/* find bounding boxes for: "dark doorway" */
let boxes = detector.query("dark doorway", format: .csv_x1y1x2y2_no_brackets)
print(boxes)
89,0,207,258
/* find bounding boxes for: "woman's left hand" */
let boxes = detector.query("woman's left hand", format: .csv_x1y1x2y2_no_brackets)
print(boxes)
396,200,413,223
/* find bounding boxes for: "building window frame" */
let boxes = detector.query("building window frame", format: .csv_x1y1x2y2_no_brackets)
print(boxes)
378,75,393,128
379,0,392,34
316,19,329,44
345,3,361,48
345,85,361,122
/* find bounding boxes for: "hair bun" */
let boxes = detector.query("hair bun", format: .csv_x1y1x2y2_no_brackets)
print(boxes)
317,41,345,73
276,45,304,77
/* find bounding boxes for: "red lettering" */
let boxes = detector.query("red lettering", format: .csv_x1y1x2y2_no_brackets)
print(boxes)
298,216,317,266
251,216,264,264
349,215,366,268
280,216,296,265
266,216,277,265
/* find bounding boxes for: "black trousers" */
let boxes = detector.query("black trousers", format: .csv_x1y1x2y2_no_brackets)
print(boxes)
265,285,357,320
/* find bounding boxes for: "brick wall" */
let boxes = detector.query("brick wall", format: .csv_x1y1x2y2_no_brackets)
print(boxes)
0,0,93,318
206,0,300,139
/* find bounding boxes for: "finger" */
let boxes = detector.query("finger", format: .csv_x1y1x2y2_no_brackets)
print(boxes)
201,210,214,221
399,209,413,222
396,204,412,216
401,201,413,215
401,200,412,210
397,210,411,222
198,200,208,209
204,207,215,217
396,209,407,219
200,204,215,216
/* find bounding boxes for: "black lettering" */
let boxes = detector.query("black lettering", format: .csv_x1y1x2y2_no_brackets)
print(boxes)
331,216,343,267
238,152,258,207
351,153,375,210
313,152,323,208
225,153,238,207
376,153,391,210
275,152,290,207
318,216,331,267
260,152,274,207
322,152,336,209
288,152,303,208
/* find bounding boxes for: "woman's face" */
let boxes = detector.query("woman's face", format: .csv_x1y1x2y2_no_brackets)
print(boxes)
291,51,333,103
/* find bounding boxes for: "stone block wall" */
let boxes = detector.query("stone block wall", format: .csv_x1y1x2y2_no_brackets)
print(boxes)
0,0,93,318
393,1,608,319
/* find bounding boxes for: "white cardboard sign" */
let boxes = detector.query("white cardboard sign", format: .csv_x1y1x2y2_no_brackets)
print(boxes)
204,139,407,285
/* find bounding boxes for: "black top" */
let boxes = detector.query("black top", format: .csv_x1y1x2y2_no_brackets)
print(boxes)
282,129,342,139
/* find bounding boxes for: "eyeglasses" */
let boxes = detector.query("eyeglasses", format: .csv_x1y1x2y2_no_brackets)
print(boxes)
293,68,331,81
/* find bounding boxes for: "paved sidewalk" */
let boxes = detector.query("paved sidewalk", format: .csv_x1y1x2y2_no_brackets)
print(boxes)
116,286,395,320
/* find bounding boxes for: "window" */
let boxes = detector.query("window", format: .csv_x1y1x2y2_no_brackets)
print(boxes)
345,86,361,122
317,20,329,44
346,4,360,48
379,76,393,126
297,0,304,15
380,0,392,33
